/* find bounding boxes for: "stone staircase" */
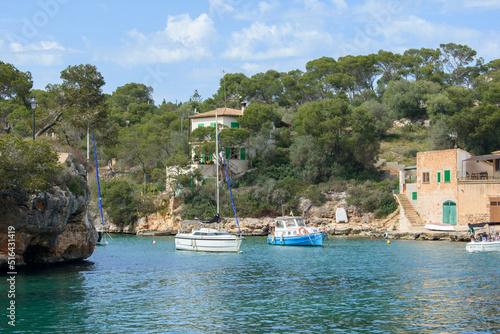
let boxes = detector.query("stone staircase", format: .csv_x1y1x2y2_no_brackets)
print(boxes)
396,194,425,229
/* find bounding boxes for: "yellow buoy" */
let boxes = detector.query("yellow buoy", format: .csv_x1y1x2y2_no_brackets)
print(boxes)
387,240,391,244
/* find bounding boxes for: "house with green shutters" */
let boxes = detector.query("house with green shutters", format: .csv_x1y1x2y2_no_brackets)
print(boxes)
399,148,500,229
189,105,250,177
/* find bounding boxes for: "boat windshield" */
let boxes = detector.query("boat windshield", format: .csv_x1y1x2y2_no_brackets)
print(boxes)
285,220,296,228
276,220,285,228
296,219,306,227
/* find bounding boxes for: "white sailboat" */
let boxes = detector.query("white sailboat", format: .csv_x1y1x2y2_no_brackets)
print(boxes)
175,108,244,252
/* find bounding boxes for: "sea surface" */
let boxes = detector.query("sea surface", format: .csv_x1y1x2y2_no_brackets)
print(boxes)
1,235,500,333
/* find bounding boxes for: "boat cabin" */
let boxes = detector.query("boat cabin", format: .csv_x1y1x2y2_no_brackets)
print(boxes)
273,217,320,237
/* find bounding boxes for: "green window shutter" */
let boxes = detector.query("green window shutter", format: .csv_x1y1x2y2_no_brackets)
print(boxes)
201,153,206,163
210,122,215,127
444,170,451,183
198,123,204,128
226,147,231,159
412,192,417,200
231,122,239,128
240,147,246,160
437,172,441,183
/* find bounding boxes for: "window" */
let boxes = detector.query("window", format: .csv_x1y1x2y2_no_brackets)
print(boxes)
231,122,239,128
412,192,417,200
437,171,441,183
240,147,246,160
198,123,204,128
210,122,216,127
444,170,451,183
422,172,430,183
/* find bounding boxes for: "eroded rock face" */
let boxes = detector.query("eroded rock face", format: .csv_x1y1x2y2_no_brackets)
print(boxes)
0,156,97,267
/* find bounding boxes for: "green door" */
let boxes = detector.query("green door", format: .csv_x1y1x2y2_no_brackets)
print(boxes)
443,201,457,225
240,148,246,160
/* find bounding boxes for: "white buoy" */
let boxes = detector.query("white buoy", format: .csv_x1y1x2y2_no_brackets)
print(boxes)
153,240,156,244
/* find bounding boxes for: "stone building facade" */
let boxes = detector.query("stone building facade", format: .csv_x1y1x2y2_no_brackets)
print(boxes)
401,148,500,227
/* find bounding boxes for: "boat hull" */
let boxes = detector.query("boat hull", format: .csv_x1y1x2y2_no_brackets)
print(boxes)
267,232,327,246
175,235,243,252
466,240,500,253
424,223,455,231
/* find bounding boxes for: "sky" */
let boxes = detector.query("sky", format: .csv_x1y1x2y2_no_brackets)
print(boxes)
1,0,499,104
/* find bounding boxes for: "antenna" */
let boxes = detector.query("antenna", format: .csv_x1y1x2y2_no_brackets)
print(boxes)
222,69,227,109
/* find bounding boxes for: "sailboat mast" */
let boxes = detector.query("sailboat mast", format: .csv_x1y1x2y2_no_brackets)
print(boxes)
215,107,219,230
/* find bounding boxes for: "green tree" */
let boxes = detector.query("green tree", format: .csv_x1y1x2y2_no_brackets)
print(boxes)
0,61,33,134
0,135,61,192
35,64,109,146
101,178,139,224
108,83,155,126
293,98,379,172
290,135,327,183
238,103,280,135
250,70,284,104
402,47,442,82
303,56,339,100
376,50,403,85
440,43,479,86
450,104,500,154
383,79,443,119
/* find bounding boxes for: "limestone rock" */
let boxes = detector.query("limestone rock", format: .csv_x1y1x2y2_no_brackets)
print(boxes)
0,157,97,267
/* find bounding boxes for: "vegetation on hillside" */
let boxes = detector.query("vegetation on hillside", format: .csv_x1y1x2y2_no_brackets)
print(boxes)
1,44,499,224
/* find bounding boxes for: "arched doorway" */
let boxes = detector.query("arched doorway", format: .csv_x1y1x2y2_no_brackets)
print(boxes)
443,201,457,225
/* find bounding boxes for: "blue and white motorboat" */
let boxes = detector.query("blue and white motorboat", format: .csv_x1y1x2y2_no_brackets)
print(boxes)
267,216,327,246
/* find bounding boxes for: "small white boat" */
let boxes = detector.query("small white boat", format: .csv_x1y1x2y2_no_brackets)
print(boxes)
466,240,500,253
466,222,500,253
336,207,348,223
268,216,327,246
424,223,455,231
175,216,243,253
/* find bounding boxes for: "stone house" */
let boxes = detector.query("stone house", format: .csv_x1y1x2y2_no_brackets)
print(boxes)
400,148,500,228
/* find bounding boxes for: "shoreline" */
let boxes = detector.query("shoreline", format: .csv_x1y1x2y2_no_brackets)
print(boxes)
132,229,472,242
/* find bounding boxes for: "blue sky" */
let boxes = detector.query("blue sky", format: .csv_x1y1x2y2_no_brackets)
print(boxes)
1,0,499,104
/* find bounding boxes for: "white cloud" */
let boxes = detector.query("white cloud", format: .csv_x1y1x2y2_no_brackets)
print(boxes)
110,13,216,65
381,16,481,46
0,39,73,66
331,0,348,12
209,0,236,18
462,0,500,9
222,21,334,61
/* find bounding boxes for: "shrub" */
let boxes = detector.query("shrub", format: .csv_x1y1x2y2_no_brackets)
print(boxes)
0,135,62,192
101,178,139,224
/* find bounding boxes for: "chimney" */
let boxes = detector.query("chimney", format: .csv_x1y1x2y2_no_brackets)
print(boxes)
241,101,247,113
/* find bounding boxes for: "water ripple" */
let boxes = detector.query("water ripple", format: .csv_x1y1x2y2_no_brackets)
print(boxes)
2,236,499,333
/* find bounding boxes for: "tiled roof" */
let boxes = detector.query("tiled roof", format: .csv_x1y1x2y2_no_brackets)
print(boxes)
189,108,243,119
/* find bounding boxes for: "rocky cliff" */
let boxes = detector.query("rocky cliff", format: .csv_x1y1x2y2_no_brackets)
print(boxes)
0,154,97,267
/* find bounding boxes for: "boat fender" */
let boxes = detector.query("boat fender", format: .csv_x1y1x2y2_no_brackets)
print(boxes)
299,227,307,236
383,232,388,239
280,235,283,243
323,226,326,231
272,236,275,243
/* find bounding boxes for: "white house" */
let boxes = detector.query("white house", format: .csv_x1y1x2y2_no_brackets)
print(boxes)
189,104,251,177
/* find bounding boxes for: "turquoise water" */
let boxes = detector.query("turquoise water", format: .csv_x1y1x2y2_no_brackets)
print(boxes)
2,235,500,333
